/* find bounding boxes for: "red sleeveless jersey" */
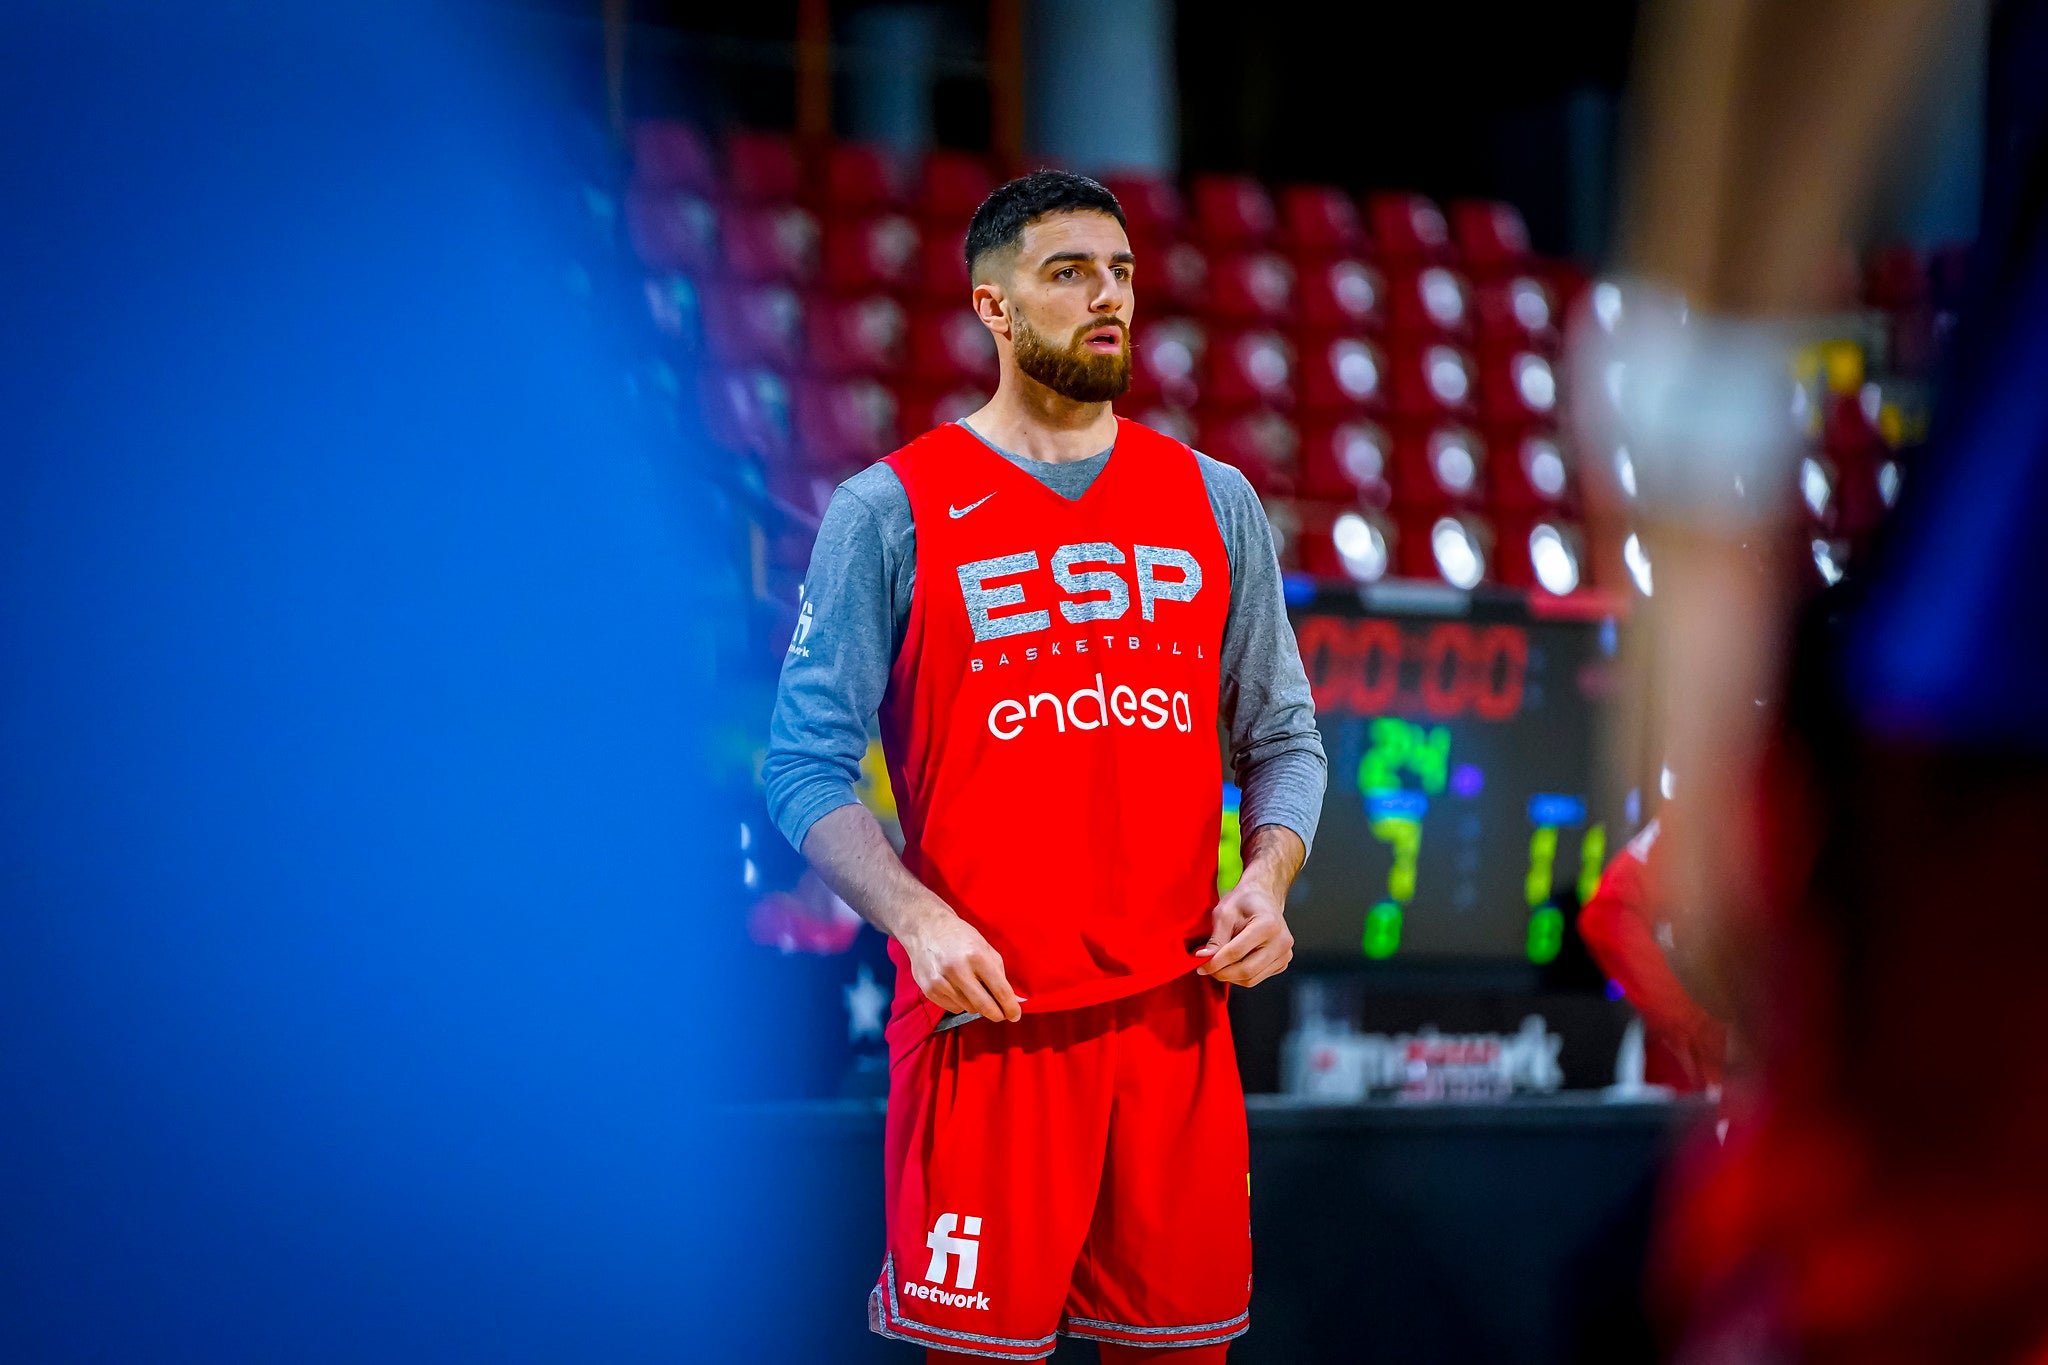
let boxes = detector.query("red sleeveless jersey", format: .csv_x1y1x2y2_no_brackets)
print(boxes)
878,418,1232,1021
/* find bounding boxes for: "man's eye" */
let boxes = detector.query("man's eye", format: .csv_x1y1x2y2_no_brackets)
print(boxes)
1056,267,1077,280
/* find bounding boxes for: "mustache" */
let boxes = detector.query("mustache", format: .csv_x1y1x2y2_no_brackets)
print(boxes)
1071,319,1129,344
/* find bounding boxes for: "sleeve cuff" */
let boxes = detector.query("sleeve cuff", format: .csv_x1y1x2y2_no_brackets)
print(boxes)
775,781,862,855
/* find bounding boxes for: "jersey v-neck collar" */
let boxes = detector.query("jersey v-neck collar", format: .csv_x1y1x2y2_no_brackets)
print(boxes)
952,418,1122,509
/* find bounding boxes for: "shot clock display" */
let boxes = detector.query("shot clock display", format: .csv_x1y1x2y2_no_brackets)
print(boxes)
1281,584,1626,965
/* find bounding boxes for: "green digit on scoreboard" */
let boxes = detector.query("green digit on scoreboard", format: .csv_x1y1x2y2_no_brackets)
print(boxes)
1525,826,1558,907
1363,900,1404,959
1576,824,1606,906
1526,905,1565,964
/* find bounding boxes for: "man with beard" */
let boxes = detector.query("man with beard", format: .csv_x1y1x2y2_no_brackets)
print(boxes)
765,171,1326,1361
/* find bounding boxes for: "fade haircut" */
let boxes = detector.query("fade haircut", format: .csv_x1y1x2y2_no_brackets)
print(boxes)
963,169,1127,281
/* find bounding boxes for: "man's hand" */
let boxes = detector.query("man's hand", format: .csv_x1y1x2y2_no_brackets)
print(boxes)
1196,824,1304,987
897,903,1024,1023
801,804,1025,1023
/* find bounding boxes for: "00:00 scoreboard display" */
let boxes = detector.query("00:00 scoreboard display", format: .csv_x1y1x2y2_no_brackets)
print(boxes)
1280,586,1626,966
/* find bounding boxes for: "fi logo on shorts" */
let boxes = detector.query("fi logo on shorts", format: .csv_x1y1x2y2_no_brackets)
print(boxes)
924,1212,982,1289
903,1212,991,1311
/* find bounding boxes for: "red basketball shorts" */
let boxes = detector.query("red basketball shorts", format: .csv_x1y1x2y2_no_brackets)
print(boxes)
868,970,1251,1359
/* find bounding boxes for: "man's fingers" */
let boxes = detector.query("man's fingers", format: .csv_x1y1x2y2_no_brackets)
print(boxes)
924,979,968,1015
947,964,1006,1023
978,957,1023,1022
1215,942,1291,987
1197,919,1271,975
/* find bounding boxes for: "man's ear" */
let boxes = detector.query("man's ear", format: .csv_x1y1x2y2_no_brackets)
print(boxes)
972,279,1010,339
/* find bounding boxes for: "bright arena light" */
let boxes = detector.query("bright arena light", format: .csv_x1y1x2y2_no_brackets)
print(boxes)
1513,353,1556,412
1431,516,1484,590
1427,346,1470,404
1337,425,1386,486
1334,339,1379,400
1332,512,1390,583
1432,433,1477,493
1525,438,1567,497
1800,457,1833,517
1591,281,1622,332
1659,765,1674,800
1623,532,1653,596
1812,538,1845,585
1529,524,1580,595
1878,460,1901,507
1421,267,1466,327
1511,278,1550,331
1614,446,1637,498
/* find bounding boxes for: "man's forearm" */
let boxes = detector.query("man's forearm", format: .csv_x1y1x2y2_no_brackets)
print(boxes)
1238,822,1306,902
800,802,950,941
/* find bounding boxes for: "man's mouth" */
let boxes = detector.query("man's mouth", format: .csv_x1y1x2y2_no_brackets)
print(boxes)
1082,325,1125,353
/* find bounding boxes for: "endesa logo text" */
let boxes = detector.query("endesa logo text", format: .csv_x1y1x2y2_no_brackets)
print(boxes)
985,671,1193,740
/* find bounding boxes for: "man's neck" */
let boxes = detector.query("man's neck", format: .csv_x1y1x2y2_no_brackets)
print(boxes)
964,374,1119,465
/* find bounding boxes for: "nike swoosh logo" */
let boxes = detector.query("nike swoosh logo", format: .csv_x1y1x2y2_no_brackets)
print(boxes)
948,493,996,519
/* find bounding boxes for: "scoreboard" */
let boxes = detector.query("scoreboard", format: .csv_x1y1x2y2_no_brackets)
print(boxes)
1279,583,1630,965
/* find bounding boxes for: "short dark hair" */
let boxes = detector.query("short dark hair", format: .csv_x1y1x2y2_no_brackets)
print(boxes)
963,169,1127,279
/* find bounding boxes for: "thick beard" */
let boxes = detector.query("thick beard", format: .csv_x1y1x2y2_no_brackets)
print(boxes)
1012,314,1131,403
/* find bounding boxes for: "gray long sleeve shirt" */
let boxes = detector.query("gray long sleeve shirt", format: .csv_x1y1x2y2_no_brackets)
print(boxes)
765,422,1327,858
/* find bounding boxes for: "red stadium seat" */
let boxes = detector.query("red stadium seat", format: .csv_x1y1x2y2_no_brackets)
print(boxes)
1365,192,1455,264
1207,329,1295,409
1279,184,1367,256
641,273,705,351
1297,334,1388,413
1100,173,1184,243
1392,422,1488,508
1208,251,1296,323
798,377,900,465
624,186,719,273
1129,316,1207,407
917,151,996,224
1283,498,1398,582
818,142,913,213
1190,174,1278,246
721,204,821,283
1298,418,1395,504
702,367,797,461
1449,199,1532,277
1387,341,1477,418
1129,402,1199,448
1299,257,1386,332
913,224,973,302
1477,347,1560,425
1386,265,1474,337
725,131,803,203
1203,408,1300,493
1474,274,1558,347
1865,244,1930,311
821,213,922,292
905,306,998,385
631,121,718,194
1486,427,1575,515
896,383,990,438
1155,240,1210,313
704,283,806,369
1395,508,1493,587
808,294,908,377
1497,515,1589,596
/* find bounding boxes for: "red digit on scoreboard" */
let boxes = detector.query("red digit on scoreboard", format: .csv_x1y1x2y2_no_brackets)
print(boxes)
1352,619,1401,714
1294,615,1352,712
1418,623,1478,718
1472,625,1529,721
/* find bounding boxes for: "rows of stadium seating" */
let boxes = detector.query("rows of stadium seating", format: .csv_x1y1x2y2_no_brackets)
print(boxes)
626,120,1941,599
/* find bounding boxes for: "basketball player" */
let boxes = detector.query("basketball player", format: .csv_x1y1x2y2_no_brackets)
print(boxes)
765,170,1327,1361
